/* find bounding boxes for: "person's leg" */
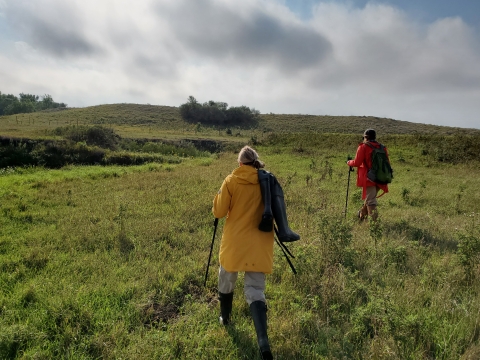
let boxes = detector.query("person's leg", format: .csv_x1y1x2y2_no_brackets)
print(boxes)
357,204,368,220
245,272,272,360
365,186,379,221
218,265,238,325
244,272,266,305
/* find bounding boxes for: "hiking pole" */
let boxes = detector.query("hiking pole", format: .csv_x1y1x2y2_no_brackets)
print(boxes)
204,218,219,287
274,225,297,275
344,156,354,219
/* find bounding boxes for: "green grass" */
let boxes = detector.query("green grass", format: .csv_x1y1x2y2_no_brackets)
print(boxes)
1,104,478,143
1,133,480,359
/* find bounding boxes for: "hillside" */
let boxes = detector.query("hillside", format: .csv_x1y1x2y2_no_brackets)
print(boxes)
0,104,478,141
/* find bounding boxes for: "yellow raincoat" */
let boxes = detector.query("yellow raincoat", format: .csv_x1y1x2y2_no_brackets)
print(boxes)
213,165,274,274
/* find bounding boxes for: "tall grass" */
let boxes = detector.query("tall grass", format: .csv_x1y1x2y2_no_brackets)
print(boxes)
1,132,480,359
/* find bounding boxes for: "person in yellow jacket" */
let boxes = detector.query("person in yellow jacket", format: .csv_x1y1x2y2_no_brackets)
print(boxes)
213,145,274,360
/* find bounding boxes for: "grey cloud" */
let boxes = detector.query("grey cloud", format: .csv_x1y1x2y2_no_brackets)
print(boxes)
154,0,332,72
5,1,102,58
129,53,179,80
26,20,99,57
308,30,480,96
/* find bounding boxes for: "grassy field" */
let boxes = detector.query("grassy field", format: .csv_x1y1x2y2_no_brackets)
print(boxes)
1,104,479,142
1,105,480,359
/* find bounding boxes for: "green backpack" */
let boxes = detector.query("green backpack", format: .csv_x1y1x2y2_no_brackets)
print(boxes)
365,142,393,184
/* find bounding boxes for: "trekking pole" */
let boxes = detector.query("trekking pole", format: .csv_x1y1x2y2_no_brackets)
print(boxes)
344,156,354,219
204,218,219,287
274,226,297,275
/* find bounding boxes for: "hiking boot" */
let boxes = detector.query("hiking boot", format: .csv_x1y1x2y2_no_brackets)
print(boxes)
250,301,273,360
357,205,368,221
218,292,234,325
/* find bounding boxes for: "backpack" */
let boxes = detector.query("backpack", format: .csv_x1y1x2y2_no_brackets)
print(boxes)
365,142,393,184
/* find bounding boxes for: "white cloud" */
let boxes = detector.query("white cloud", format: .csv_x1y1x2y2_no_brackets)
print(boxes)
1,0,479,128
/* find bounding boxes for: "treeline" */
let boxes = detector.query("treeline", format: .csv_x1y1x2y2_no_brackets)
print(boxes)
0,91,67,116
179,96,260,127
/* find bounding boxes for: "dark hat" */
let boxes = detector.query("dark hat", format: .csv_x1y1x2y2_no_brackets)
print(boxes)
364,129,376,140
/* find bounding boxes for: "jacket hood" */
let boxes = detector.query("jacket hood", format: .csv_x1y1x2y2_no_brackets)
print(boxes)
359,140,381,148
232,165,259,185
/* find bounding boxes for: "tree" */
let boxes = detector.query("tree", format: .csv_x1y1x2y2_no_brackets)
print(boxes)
19,93,39,103
0,93,18,115
178,96,260,127
40,94,54,110
187,96,198,105
0,91,66,115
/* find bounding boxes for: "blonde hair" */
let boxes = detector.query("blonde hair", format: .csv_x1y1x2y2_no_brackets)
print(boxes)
237,145,265,169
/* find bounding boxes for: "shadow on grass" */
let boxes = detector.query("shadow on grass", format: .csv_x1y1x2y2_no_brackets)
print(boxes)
226,325,260,359
385,220,457,251
226,321,310,360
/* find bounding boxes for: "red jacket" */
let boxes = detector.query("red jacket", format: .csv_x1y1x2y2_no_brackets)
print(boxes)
347,141,389,199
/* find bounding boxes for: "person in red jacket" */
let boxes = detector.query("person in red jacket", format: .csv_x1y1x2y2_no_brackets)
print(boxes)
347,129,389,221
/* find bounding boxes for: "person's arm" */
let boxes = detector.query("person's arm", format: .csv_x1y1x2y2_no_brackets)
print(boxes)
213,177,232,219
347,144,366,168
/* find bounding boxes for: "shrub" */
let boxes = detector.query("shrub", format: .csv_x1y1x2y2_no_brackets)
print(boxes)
179,96,259,127
0,142,37,168
53,125,119,149
121,140,210,158
31,142,106,168
318,215,353,267
457,232,480,282
415,134,480,164
102,152,181,166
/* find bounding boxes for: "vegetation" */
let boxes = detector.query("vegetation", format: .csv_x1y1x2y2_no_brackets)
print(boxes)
0,102,479,359
0,92,67,116
0,126,211,169
0,103,477,143
179,96,260,128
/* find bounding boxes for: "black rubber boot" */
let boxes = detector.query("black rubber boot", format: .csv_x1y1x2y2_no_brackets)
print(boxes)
218,292,234,325
250,301,273,360
258,170,273,232
270,175,300,242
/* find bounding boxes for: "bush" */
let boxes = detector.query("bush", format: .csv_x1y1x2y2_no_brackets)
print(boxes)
457,232,480,282
179,96,259,127
415,134,480,164
103,152,181,166
0,142,37,168
120,140,210,158
53,125,119,149
31,142,106,168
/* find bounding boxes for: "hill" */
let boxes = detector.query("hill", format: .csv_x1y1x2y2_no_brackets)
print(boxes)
0,103,478,142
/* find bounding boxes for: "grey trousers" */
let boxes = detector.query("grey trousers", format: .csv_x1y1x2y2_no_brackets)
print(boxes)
218,265,266,305
365,185,380,206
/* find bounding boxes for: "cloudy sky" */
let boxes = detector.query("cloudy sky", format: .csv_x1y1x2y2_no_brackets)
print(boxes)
1,0,479,129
